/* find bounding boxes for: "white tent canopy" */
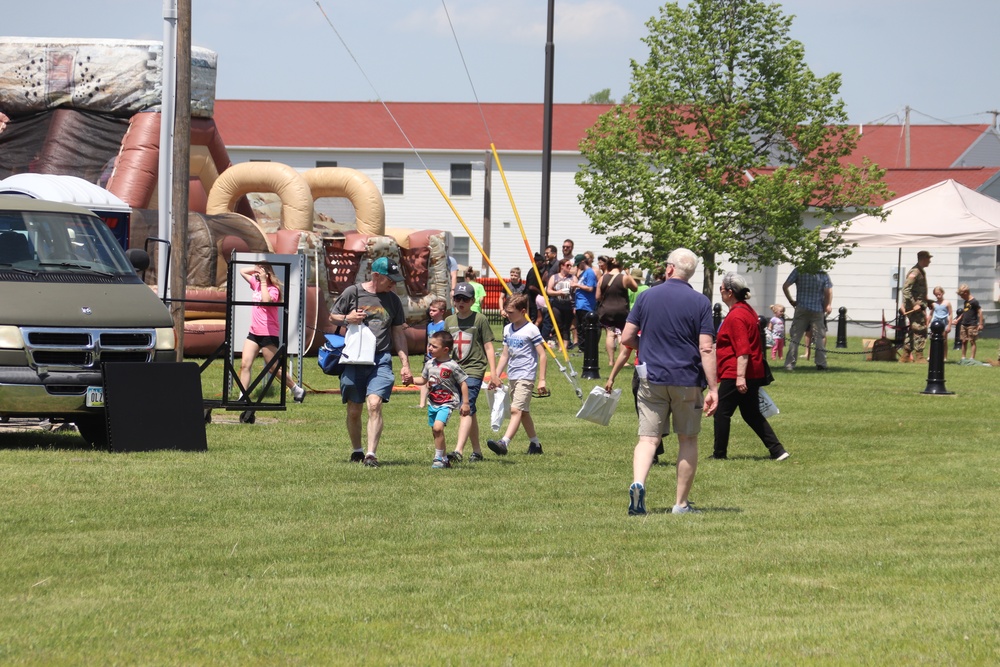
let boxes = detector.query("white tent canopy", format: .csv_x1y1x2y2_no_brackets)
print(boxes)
835,179,1000,247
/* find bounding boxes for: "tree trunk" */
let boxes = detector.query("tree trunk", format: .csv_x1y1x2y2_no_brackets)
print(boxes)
701,251,715,298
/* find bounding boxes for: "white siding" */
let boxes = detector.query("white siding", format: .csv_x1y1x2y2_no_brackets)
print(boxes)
226,145,1000,334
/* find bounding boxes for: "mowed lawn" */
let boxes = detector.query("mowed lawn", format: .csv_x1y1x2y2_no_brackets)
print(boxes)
1,338,997,665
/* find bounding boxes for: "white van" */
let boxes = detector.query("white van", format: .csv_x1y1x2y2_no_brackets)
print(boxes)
0,195,175,446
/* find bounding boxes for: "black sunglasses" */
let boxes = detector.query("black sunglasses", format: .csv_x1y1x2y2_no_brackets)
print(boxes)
453,295,472,301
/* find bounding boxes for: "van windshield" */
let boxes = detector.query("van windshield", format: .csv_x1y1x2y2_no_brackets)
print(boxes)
0,210,136,276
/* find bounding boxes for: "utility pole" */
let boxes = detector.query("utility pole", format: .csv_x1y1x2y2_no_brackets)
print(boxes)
482,150,492,277
539,0,554,251
170,0,191,360
904,105,911,168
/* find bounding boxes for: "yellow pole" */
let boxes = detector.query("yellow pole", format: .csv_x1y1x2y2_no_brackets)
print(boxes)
425,169,511,297
489,144,568,362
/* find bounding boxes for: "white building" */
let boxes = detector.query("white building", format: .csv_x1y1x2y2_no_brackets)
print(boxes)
214,101,1000,333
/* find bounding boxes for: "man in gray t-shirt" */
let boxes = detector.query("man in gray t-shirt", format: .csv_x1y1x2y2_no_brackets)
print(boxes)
329,257,412,467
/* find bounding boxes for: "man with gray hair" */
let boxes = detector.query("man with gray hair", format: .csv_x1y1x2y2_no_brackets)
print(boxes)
619,248,718,516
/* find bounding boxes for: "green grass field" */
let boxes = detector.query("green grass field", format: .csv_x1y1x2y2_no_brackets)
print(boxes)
1,338,998,665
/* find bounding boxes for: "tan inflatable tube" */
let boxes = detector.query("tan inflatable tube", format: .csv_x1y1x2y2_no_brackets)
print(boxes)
303,167,385,235
207,162,313,231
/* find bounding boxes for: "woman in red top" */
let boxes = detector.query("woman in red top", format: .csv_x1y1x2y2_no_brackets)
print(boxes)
714,272,789,461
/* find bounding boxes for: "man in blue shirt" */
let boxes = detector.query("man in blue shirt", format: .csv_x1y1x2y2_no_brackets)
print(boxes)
782,265,833,371
620,248,718,516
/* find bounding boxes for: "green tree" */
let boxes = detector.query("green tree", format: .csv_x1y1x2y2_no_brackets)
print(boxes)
576,0,889,294
584,88,615,104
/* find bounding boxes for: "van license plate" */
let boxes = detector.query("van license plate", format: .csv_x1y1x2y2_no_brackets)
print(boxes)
85,386,104,408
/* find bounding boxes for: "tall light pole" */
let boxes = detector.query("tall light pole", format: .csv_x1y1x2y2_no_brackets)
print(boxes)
539,0,555,251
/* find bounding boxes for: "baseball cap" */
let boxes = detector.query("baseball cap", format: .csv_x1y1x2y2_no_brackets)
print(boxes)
453,282,475,299
371,256,404,282
574,253,587,266
917,250,933,260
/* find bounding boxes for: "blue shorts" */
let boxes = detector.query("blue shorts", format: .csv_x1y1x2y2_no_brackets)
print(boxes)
340,352,395,404
427,404,453,426
465,376,483,415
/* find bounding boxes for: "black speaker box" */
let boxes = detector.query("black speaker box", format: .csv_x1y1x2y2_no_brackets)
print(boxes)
103,362,207,452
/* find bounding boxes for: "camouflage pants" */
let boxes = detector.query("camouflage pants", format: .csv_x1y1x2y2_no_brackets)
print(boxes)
905,308,927,354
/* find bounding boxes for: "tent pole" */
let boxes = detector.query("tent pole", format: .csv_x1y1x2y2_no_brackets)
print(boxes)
896,248,903,311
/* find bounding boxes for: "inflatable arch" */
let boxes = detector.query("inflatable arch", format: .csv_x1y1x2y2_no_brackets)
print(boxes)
206,161,313,231
302,167,385,236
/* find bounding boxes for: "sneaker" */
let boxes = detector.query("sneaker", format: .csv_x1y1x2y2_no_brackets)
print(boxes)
628,483,646,516
469,452,485,462
712,452,728,460
526,442,543,455
446,451,463,463
815,365,827,371
784,365,794,372
349,451,365,463
672,502,700,515
775,451,791,461
291,385,306,403
487,439,509,456
363,453,379,468
431,457,451,469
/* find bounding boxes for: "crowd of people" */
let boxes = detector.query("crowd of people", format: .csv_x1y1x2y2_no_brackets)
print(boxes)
239,245,992,516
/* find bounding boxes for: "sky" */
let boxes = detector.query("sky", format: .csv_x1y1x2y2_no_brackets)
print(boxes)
4,0,999,126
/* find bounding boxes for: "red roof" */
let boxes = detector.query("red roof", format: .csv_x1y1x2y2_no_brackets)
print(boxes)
879,168,999,205
851,123,990,169
213,101,999,202
213,100,611,152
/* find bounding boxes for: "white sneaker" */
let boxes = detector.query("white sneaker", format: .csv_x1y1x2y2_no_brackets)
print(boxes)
292,385,306,403
776,452,791,461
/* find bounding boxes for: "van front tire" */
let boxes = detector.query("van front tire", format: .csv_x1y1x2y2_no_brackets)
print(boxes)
75,416,109,448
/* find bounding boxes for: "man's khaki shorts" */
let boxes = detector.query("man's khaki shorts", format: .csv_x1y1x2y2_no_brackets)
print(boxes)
509,379,534,412
636,380,704,438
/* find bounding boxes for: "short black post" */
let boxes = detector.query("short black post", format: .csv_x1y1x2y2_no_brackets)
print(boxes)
581,311,601,380
895,309,907,348
836,307,848,348
953,319,962,350
922,319,953,395
713,303,723,333
758,315,768,341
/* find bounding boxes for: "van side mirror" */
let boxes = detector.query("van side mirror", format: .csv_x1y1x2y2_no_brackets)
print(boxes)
126,248,150,272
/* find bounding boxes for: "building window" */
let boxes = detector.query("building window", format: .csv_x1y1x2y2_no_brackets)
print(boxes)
452,237,470,268
316,160,338,168
450,163,472,196
383,162,404,195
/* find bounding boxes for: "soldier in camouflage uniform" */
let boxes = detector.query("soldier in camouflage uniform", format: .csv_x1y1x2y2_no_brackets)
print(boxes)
900,250,931,362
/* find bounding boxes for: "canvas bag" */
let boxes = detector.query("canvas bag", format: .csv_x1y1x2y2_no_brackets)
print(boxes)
575,386,622,426
759,388,779,419
339,323,376,365
487,385,511,432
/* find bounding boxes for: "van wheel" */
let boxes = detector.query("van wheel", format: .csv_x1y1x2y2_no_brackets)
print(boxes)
76,416,109,448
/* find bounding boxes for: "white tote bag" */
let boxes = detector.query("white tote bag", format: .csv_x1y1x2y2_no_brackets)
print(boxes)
487,385,511,432
339,323,377,365
758,388,779,419
575,386,622,426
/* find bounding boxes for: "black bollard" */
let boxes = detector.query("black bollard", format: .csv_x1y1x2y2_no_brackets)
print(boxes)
713,303,723,333
953,319,962,350
921,319,953,395
836,306,848,348
758,315,769,342
581,310,601,379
